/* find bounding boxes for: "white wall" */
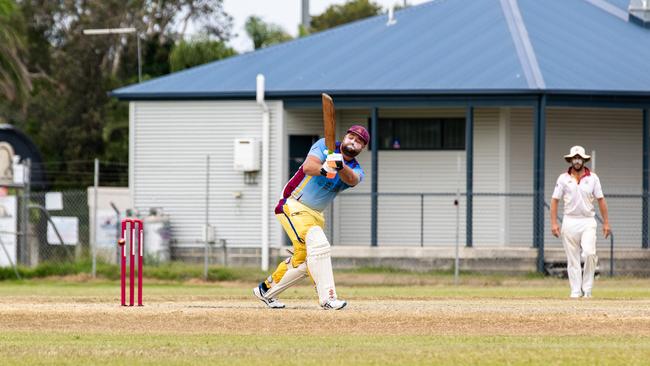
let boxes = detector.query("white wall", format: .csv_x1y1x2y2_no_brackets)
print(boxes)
130,101,284,248
507,107,643,248
132,102,645,251
325,106,643,248
334,108,508,247
544,108,642,248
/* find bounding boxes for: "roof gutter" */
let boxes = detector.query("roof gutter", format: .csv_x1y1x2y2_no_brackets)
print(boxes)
110,88,650,102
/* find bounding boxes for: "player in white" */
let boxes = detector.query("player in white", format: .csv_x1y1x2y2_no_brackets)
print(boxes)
550,146,611,298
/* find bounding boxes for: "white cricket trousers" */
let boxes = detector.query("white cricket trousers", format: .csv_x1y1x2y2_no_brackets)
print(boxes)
561,216,598,296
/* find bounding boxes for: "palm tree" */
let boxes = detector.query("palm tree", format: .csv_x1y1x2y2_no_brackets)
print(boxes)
245,16,292,50
0,0,31,106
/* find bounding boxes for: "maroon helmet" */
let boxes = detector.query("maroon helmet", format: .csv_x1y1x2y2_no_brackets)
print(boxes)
346,125,369,145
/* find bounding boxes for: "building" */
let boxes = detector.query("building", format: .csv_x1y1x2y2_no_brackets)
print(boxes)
112,0,650,272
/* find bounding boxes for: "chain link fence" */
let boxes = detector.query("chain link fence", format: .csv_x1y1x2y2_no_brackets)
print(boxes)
335,192,637,247
0,158,129,279
0,182,646,278
332,191,647,275
0,190,91,269
22,190,89,266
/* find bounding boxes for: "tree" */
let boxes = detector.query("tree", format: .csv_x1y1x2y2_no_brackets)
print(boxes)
10,0,234,188
0,0,31,112
170,39,236,72
245,16,292,50
310,0,382,33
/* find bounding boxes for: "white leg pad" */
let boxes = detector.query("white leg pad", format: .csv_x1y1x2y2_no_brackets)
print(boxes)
306,226,337,305
264,261,308,299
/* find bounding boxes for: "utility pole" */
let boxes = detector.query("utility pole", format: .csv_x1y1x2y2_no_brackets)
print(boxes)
302,0,311,32
83,28,141,83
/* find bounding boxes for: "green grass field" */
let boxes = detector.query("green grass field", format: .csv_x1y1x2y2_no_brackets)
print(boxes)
1,271,649,365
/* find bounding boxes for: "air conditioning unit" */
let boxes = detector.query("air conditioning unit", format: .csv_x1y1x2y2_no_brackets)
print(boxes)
233,138,260,172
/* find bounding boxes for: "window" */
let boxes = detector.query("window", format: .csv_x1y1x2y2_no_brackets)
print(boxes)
376,118,465,150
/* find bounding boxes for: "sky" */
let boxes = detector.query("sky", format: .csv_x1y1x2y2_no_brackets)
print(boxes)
221,0,430,52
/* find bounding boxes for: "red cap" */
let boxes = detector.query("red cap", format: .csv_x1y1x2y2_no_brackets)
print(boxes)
346,125,369,145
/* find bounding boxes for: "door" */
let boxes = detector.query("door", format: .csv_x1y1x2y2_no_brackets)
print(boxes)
288,135,319,178
284,135,319,246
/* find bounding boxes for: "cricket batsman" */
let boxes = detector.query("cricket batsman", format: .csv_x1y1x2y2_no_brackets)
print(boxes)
253,124,369,310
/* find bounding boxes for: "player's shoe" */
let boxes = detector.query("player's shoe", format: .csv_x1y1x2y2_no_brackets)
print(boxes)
321,299,347,310
582,292,592,298
253,284,285,309
570,292,582,299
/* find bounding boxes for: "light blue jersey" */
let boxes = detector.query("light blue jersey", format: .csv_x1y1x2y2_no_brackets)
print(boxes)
275,138,364,213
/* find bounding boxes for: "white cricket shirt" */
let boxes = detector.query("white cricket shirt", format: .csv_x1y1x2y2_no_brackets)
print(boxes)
551,168,604,218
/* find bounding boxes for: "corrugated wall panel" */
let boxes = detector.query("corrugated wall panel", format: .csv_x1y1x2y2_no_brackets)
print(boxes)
131,102,645,252
335,109,372,245
543,108,642,248
507,108,534,246
336,109,474,246
508,107,643,248
473,108,503,246
285,109,323,135
132,101,283,248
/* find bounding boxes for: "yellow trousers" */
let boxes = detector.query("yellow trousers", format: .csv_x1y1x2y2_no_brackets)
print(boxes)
265,199,324,287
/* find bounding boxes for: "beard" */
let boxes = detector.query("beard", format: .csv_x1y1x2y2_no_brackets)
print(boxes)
572,161,584,171
342,142,361,158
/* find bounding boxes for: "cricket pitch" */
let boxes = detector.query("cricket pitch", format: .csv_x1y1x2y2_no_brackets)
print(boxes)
1,277,649,365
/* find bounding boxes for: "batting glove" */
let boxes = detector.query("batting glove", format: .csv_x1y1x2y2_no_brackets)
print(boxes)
320,162,337,179
326,153,344,171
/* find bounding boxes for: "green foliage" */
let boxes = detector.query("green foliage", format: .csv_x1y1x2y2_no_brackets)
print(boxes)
310,0,382,32
3,0,233,189
0,260,262,282
207,267,238,281
245,16,293,49
0,0,31,114
298,23,310,37
0,260,90,280
144,262,203,281
170,39,236,72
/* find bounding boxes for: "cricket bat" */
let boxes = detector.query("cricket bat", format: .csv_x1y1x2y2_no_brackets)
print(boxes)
322,93,336,154
321,93,337,178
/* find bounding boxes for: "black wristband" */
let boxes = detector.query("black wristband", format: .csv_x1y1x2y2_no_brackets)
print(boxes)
320,168,328,177
334,161,344,171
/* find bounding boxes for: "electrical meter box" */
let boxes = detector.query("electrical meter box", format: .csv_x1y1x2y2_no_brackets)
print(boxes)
233,138,260,172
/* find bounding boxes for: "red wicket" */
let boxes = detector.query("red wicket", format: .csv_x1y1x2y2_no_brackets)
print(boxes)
120,218,143,306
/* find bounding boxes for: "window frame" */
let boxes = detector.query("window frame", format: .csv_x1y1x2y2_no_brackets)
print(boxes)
370,117,466,151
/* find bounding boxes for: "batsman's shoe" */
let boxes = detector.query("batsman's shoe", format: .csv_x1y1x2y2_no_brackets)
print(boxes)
321,298,347,310
253,284,285,309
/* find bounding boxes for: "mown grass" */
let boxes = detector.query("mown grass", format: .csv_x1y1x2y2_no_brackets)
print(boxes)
1,332,649,366
0,275,648,300
1,277,649,365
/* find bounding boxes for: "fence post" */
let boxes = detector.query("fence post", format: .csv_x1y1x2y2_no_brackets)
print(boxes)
420,194,424,247
610,233,614,277
534,95,547,273
465,106,473,248
204,155,210,280
92,158,99,278
371,107,378,247
20,159,31,266
643,108,649,249
110,202,120,264
455,154,461,284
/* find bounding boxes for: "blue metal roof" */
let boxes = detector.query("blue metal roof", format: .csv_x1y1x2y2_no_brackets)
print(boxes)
112,0,650,100
520,0,650,92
